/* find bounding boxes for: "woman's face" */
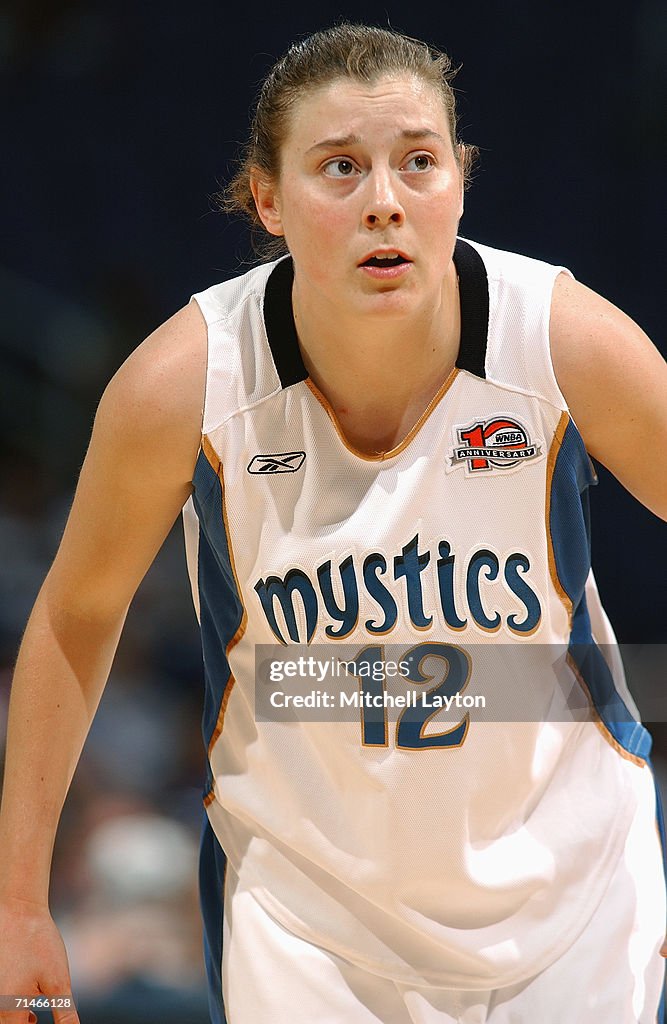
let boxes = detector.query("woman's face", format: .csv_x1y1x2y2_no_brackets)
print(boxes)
252,74,464,323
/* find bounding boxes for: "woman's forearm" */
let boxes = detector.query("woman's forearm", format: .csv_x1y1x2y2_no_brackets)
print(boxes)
0,580,127,905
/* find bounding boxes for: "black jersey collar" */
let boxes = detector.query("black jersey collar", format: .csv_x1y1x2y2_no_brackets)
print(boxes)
263,237,489,388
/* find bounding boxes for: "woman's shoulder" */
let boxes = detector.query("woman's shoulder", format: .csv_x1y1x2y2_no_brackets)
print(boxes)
550,273,667,519
460,235,571,287
89,300,208,493
191,257,286,327
109,299,207,427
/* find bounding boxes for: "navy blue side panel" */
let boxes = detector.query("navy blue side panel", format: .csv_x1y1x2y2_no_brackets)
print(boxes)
192,449,241,1021
192,450,244,789
568,604,652,759
647,756,667,1023
651,755,667,879
549,420,595,611
550,421,651,759
200,813,228,1024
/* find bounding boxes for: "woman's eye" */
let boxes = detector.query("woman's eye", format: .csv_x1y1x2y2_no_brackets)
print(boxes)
404,154,434,172
322,159,357,178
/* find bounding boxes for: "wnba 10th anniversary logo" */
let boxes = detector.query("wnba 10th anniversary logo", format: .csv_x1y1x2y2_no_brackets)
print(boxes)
451,418,541,473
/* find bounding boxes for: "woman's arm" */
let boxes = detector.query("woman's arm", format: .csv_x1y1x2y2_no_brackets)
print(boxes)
0,299,206,1023
550,272,667,520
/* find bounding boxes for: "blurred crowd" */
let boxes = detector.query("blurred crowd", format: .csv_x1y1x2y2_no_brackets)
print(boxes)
2,4,212,1018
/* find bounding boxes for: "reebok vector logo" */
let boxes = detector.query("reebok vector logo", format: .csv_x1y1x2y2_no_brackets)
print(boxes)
247,452,306,474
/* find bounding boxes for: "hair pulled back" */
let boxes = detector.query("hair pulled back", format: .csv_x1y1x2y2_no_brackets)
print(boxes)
218,21,477,261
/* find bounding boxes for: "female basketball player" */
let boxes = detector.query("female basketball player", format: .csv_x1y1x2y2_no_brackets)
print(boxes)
1,22,666,1024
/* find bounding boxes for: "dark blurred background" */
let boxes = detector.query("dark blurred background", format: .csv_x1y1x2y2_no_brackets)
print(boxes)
1,1,665,1019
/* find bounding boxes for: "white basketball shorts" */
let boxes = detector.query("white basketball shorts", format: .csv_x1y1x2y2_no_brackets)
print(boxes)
218,771,666,1024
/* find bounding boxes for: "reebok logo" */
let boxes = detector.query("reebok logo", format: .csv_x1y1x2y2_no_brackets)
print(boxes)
247,452,306,474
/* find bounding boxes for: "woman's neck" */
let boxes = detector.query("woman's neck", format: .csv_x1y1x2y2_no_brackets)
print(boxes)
292,261,460,454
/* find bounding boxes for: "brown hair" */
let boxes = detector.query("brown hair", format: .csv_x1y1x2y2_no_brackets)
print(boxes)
217,21,477,261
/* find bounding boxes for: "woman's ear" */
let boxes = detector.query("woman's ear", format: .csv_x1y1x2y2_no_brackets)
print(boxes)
249,169,285,237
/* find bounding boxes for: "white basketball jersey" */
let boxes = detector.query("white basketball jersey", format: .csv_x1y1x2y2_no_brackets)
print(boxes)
183,238,654,990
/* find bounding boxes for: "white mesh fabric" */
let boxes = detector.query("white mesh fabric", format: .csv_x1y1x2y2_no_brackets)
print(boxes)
463,238,573,410
192,258,285,436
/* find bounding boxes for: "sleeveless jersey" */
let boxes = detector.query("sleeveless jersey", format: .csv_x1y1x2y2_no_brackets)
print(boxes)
183,237,655,991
